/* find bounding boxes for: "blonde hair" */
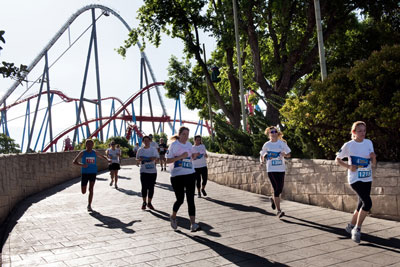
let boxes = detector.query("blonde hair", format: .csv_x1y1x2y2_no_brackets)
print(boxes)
264,126,286,142
168,126,189,145
351,121,366,140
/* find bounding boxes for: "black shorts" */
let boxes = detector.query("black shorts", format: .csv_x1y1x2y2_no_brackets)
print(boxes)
81,173,96,187
109,163,121,171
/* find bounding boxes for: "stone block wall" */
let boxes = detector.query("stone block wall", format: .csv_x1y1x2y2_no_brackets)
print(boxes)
0,151,109,226
207,153,400,221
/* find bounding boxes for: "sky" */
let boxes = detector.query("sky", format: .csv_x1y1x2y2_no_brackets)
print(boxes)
0,0,217,151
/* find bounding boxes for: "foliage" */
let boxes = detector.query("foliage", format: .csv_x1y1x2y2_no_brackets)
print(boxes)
0,133,20,154
0,30,27,80
74,138,107,151
151,132,168,143
281,45,400,161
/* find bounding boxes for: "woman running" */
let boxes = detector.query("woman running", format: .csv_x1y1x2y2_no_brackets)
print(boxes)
260,126,291,218
73,139,109,211
192,135,208,197
106,141,121,189
166,126,200,232
136,136,159,210
336,121,376,243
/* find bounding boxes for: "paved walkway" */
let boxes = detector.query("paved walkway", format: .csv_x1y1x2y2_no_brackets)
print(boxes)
1,165,400,267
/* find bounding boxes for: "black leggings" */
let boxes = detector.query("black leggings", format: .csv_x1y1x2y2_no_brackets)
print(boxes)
350,181,372,212
171,173,196,216
195,167,208,189
268,172,285,197
140,173,157,199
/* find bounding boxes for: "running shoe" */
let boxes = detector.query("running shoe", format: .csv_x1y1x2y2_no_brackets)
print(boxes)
141,202,147,210
87,205,93,212
170,216,178,230
201,189,207,196
270,197,276,210
191,223,201,232
115,184,118,189
345,223,354,234
276,210,285,218
147,203,155,210
351,228,361,243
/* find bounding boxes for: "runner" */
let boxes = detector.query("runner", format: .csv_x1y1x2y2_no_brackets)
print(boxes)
158,137,168,171
260,126,291,218
336,121,377,243
106,141,121,189
73,139,109,211
192,135,208,198
136,136,159,210
166,126,200,232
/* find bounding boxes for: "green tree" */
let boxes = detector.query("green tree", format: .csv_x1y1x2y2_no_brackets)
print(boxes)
0,30,27,80
0,133,20,154
281,45,400,161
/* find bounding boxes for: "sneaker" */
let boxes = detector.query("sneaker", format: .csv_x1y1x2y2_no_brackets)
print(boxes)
191,223,200,232
198,191,202,198
170,216,178,230
345,223,354,234
351,228,361,243
201,189,207,196
115,184,118,189
141,202,147,210
277,210,285,218
270,197,276,210
147,203,155,210
109,180,113,186
87,205,93,212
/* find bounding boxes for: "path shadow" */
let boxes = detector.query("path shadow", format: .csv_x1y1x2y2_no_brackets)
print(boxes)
282,215,400,253
155,182,174,192
0,177,81,253
148,209,221,237
116,187,141,197
204,197,274,216
96,177,108,181
117,175,132,180
89,210,140,234
176,231,285,266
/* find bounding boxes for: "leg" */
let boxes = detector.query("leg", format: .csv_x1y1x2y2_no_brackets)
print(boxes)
88,180,95,206
273,172,285,211
114,167,119,187
194,168,201,195
170,176,185,218
268,172,279,209
185,174,196,220
140,174,149,201
81,174,89,194
147,174,157,203
201,167,208,190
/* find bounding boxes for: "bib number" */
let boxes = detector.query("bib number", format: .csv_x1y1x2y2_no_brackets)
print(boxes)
358,167,371,178
271,160,282,166
145,163,154,169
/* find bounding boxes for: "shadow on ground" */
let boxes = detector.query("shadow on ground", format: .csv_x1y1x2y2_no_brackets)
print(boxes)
282,215,400,253
204,197,275,216
89,211,140,234
176,231,286,266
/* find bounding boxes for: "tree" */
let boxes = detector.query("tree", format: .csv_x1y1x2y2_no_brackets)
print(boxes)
0,133,20,154
281,45,400,161
0,30,27,80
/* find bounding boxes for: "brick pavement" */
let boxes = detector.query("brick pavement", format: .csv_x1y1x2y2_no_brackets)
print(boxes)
1,165,400,266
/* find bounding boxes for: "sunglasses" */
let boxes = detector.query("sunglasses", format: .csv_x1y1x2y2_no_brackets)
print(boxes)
270,130,278,134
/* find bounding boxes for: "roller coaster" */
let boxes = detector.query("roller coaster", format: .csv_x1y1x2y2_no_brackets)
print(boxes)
0,4,210,153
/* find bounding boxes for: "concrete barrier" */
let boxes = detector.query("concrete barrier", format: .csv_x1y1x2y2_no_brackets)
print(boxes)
207,153,400,221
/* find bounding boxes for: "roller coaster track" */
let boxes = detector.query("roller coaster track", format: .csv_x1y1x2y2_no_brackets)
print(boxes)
0,4,172,129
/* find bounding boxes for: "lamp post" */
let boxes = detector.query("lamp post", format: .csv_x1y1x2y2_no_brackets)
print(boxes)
313,0,327,81
232,0,247,131
202,44,214,141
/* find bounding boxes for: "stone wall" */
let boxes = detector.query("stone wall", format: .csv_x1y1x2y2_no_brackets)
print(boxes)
0,151,110,226
207,153,400,221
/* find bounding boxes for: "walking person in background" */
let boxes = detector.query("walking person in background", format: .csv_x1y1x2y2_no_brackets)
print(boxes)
73,139,109,211
106,141,121,189
192,135,208,197
158,137,168,171
166,126,200,232
260,126,291,218
136,136,159,210
336,121,377,243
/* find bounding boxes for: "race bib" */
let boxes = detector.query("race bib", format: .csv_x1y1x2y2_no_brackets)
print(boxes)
196,154,204,159
145,163,154,169
160,147,165,152
174,157,192,169
350,156,370,168
272,160,282,166
85,157,95,164
358,167,372,178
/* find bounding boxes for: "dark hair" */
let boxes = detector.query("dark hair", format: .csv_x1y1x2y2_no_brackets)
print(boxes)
142,136,151,141
194,135,202,144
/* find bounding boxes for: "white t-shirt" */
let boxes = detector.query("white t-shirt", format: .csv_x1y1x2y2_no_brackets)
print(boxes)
136,147,159,174
166,140,195,177
107,148,120,164
336,139,374,184
260,140,291,172
192,144,207,168
150,141,159,149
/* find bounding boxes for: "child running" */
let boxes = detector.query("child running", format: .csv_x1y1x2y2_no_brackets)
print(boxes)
158,138,168,171
336,121,377,243
166,126,200,232
73,139,109,211
136,136,159,210
192,135,208,198
106,141,121,189
260,126,291,218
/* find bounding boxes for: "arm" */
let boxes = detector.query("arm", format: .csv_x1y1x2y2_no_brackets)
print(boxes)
166,152,188,164
370,152,377,168
336,157,357,172
73,151,85,167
